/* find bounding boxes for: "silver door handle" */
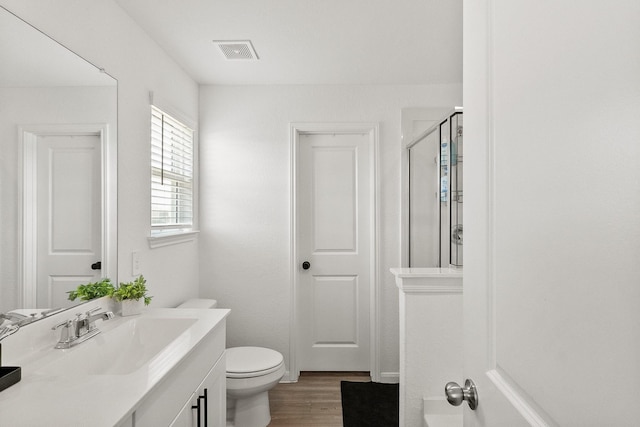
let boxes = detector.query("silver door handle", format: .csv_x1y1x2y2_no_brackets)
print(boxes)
445,379,478,410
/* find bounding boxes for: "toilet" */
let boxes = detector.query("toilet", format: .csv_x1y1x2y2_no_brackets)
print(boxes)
177,299,285,427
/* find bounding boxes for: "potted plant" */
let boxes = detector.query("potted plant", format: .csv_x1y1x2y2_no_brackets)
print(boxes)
113,275,152,316
67,278,115,302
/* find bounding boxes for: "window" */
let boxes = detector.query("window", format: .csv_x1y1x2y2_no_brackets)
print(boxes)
150,106,194,235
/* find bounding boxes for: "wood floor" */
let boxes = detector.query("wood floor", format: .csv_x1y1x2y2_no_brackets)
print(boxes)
267,372,370,427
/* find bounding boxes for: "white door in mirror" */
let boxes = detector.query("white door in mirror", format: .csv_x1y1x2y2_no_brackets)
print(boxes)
37,134,102,308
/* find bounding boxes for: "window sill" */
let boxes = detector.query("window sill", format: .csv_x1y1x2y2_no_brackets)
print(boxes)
148,230,200,249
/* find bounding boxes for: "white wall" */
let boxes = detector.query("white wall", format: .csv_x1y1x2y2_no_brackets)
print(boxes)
0,0,200,307
199,84,462,378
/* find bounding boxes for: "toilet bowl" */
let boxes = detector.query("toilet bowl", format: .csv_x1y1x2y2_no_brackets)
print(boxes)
176,299,285,427
226,346,285,427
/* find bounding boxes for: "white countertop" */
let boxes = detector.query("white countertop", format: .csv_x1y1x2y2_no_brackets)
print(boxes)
0,306,229,427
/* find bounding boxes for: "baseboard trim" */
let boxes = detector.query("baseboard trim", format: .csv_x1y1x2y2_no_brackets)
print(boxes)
279,370,298,383
280,370,398,384
378,372,400,384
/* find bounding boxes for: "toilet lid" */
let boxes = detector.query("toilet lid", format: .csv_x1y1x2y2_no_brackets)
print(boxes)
226,346,284,378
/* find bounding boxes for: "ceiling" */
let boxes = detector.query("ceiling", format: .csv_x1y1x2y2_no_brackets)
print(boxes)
114,0,462,85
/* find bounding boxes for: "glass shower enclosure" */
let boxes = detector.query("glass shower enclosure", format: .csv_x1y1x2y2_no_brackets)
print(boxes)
407,107,463,267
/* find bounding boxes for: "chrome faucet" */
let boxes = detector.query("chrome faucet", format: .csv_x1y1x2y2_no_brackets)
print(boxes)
0,312,37,327
52,307,114,349
0,324,20,341
74,309,115,338
0,312,28,322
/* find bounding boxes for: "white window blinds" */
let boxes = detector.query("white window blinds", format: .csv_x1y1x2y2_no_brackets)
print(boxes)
151,106,194,231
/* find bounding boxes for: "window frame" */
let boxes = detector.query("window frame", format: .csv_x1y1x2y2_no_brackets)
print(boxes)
148,103,198,247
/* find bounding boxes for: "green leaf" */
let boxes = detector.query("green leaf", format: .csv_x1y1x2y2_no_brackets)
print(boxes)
67,278,115,301
114,275,152,306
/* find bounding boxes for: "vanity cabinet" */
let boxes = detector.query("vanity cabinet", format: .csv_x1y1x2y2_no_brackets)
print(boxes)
0,307,229,427
134,318,226,427
170,355,226,427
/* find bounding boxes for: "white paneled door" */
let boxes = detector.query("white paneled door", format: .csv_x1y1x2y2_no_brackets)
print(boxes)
463,0,640,425
297,131,371,371
36,134,102,308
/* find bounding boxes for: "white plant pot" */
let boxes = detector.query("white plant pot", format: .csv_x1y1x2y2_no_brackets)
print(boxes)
120,299,144,316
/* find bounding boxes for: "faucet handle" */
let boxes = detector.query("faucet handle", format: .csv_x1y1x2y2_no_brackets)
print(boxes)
86,307,102,315
52,319,72,331
52,319,75,349
75,307,101,319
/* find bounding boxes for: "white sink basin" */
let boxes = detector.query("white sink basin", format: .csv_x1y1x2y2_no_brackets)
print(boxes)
36,317,197,375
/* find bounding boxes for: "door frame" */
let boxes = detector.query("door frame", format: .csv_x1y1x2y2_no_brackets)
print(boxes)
19,123,117,308
289,122,380,382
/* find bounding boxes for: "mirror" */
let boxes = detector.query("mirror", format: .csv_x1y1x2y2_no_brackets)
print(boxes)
0,6,117,322
407,108,463,267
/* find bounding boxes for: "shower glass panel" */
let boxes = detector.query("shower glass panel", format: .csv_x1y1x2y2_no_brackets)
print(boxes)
442,111,463,266
407,108,463,267
409,130,440,267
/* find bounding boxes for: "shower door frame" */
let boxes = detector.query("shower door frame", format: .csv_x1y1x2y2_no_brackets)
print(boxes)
402,107,463,268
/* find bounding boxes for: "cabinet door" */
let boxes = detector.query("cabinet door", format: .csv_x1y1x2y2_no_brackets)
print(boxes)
115,415,134,427
199,353,226,427
170,354,226,427
169,393,197,427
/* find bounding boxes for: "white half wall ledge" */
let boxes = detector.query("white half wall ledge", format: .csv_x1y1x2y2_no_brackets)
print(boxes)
391,268,463,294
395,266,463,427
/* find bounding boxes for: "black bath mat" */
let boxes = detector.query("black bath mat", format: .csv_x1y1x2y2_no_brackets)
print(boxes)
341,381,399,427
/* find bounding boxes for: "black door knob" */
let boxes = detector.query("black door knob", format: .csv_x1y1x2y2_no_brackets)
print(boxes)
302,261,311,270
91,261,102,270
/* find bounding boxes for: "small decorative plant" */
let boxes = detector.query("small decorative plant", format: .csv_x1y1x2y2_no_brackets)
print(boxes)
113,275,152,306
67,278,115,302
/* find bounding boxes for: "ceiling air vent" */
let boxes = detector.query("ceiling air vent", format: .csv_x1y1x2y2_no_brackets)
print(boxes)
213,40,259,60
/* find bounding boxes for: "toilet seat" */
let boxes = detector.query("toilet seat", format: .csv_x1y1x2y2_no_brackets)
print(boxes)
226,346,284,379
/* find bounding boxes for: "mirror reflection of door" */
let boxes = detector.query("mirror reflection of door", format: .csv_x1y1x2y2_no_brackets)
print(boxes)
36,133,102,308
21,126,107,309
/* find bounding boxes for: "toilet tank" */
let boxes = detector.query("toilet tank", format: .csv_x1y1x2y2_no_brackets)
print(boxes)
177,298,218,309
